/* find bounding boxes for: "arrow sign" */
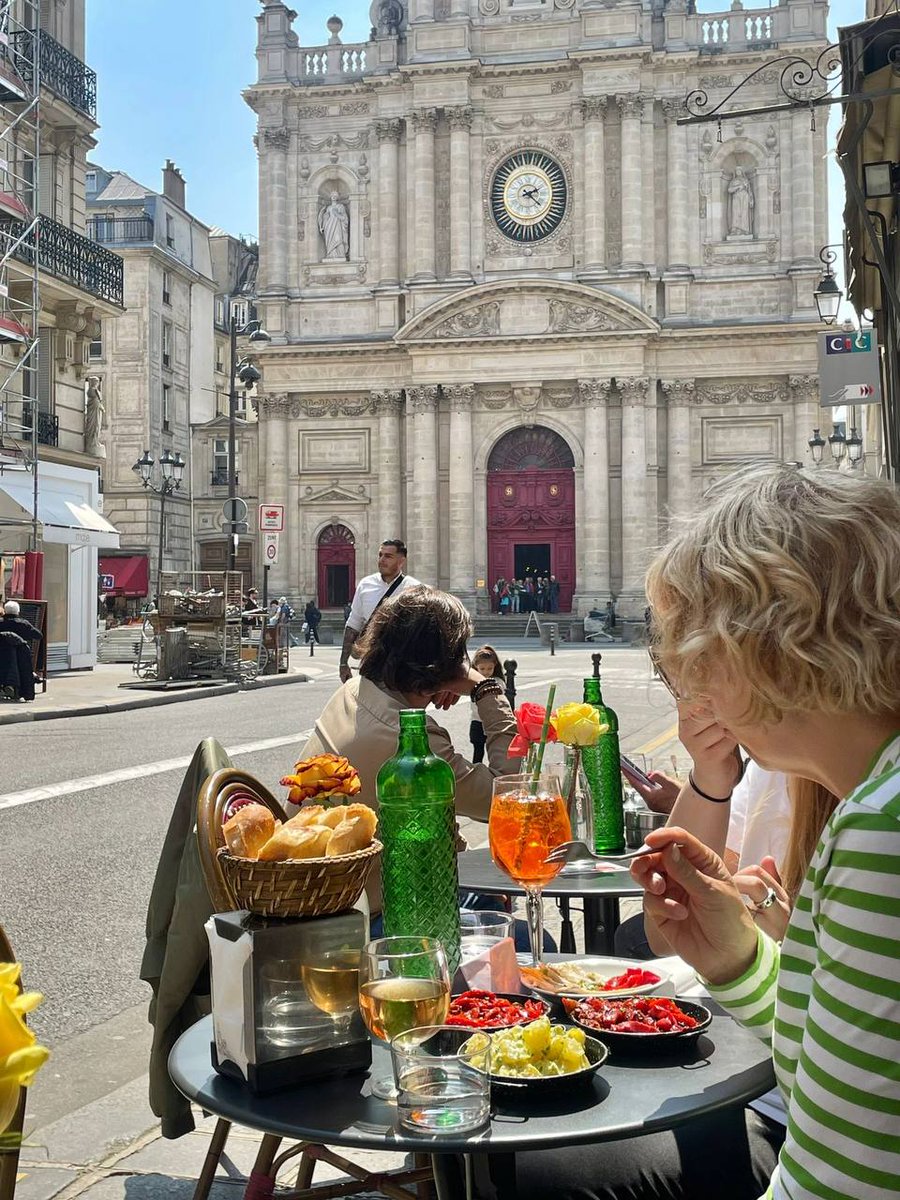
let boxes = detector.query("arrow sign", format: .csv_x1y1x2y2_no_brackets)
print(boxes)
843,384,875,400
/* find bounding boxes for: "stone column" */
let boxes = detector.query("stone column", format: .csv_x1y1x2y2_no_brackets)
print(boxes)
662,101,690,272
445,384,476,599
407,385,439,582
578,379,612,604
661,379,694,519
261,126,290,293
580,99,607,274
410,109,438,282
259,394,292,593
617,96,645,271
791,112,815,266
447,107,473,280
790,374,822,466
373,389,404,536
618,377,650,607
374,119,402,287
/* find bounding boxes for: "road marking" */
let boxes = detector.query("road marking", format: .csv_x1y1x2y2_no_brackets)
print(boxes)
633,722,678,757
0,731,311,813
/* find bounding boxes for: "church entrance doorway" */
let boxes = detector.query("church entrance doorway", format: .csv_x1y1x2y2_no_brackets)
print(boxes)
317,524,355,608
487,427,576,613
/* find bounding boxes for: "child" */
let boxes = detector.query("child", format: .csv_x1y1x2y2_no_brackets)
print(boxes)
469,645,505,763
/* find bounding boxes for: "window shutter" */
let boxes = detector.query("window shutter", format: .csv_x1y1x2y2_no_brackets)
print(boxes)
39,1,52,35
37,328,53,412
38,155,55,220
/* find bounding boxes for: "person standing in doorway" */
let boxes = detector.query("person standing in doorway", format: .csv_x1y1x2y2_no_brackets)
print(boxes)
339,539,420,683
469,645,505,764
548,575,560,614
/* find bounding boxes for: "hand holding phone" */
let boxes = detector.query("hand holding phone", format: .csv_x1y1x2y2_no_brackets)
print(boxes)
620,754,656,790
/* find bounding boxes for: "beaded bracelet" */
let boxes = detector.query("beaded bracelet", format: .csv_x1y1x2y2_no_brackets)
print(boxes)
688,769,733,804
471,678,505,703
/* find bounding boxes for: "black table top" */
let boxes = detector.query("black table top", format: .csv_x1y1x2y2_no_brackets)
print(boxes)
170,1014,774,1155
458,847,644,900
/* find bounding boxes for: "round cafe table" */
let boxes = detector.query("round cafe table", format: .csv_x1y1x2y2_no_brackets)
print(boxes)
170,1013,775,1200
458,847,642,956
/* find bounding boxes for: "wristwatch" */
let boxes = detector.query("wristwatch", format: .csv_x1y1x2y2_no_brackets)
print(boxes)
471,678,505,703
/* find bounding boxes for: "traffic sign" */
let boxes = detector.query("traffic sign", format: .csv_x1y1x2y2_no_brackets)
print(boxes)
220,518,249,534
264,532,280,565
259,503,284,532
843,384,876,400
222,497,248,524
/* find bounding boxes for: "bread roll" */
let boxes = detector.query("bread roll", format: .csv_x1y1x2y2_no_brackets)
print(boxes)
258,823,332,861
317,805,348,829
345,803,378,843
284,804,326,830
223,804,276,859
326,816,372,857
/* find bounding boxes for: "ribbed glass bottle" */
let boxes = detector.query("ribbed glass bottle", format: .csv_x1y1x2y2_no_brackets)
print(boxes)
377,710,461,974
581,676,625,854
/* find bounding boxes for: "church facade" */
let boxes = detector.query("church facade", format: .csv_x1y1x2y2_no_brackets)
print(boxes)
246,0,830,615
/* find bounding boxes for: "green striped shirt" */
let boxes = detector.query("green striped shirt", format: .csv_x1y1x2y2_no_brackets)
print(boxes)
709,734,900,1200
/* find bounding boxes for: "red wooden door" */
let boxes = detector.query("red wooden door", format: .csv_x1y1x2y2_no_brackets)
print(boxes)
316,525,356,608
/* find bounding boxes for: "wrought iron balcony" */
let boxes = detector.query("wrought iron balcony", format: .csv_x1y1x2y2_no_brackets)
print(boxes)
5,214,124,307
210,470,238,487
9,29,97,119
87,215,154,245
22,404,59,448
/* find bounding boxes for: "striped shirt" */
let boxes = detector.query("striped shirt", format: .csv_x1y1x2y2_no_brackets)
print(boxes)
708,733,900,1200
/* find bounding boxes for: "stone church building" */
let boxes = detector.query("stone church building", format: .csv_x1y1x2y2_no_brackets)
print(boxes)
246,0,830,615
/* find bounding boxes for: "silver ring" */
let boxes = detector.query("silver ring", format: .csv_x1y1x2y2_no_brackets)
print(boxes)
753,887,777,912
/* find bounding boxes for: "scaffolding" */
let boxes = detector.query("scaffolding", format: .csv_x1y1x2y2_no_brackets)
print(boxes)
0,0,40,552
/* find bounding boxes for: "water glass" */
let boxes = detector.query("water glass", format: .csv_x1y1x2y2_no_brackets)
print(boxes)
259,959,319,1049
459,910,514,962
391,1025,492,1133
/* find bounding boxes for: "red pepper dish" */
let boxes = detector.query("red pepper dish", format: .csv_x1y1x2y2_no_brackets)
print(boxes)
447,989,548,1029
571,995,700,1035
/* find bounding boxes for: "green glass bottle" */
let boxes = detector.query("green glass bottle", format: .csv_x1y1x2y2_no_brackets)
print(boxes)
581,676,625,854
377,710,461,974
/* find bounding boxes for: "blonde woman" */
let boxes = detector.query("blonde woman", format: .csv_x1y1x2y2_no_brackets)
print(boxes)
632,464,900,1200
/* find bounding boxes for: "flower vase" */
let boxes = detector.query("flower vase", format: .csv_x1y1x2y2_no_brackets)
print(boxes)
561,746,594,869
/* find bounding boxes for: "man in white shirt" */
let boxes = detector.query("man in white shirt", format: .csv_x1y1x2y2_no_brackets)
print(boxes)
338,539,420,682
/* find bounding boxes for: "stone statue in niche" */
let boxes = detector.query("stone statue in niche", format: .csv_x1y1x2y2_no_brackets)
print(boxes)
84,375,106,458
318,193,350,260
726,166,755,239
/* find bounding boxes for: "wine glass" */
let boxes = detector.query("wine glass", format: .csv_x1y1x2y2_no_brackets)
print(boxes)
300,949,362,1039
358,936,451,1100
488,772,571,966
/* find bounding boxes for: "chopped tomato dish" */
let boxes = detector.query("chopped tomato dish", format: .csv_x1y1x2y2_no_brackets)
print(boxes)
447,990,546,1029
572,995,700,1035
600,967,660,992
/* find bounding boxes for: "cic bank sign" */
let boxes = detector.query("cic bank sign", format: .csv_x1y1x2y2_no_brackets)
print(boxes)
817,330,882,407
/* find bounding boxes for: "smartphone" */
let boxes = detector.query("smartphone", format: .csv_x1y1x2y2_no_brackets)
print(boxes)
620,754,657,791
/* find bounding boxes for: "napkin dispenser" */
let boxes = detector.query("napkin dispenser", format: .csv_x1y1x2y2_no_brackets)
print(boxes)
206,909,371,1094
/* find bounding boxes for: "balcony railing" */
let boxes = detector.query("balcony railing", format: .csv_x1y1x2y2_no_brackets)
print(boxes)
87,215,154,245
22,405,59,448
5,214,124,307
9,29,97,118
211,470,238,487
299,41,368,83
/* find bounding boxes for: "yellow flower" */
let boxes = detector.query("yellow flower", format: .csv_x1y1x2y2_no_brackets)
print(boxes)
550,703,608,747
0,964,50,1136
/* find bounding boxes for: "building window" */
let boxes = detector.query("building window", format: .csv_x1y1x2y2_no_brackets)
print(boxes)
85,170,96,192
165,214,175,249
162,270,171,306
162,383,172,431
215,298,226,328
230,298,248,329
162,321,172,369
89,324,103,360
212,437,238,487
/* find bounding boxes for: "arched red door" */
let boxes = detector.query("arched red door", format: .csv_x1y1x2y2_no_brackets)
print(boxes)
487,427,576,613
317,524,356,608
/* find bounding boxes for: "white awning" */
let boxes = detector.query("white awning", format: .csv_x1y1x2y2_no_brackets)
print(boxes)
0,472,120,549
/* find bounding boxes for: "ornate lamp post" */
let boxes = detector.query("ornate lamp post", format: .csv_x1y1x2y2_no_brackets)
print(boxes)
807,428,826,466
813,246,844,326
133,447,186,601
227,311,270,572
827,424,847,467
846,426,864,467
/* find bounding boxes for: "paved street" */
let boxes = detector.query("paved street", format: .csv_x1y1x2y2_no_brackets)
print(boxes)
0,642,678,1197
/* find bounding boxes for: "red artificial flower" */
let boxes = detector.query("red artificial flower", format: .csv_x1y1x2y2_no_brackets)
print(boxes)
508,701,557,758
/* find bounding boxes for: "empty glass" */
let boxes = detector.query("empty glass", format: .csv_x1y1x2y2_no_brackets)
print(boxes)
259,959,320,1049
459,910,514,962
391,1025,492,1133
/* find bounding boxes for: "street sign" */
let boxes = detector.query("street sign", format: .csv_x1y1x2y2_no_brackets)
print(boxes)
99,574,114,590
220,518,249,534
817,330,882,407
222,497,248,524
259,503,285,532
264,532,280,565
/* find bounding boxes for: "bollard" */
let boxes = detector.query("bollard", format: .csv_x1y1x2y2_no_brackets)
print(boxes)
550,623,557,656
309,635,315,657
591,652,602,678
503,659,517,710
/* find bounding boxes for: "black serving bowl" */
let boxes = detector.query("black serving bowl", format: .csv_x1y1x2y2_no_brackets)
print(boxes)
448,992,551,1031
567,997,713,1056
487,1033,608,1096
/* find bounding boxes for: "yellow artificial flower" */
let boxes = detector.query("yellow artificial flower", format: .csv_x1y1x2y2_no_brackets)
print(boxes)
280,753,362,805
550,702,608,747
0,964,50,1136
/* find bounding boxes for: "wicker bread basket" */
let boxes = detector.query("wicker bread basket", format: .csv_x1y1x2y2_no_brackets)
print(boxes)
217,840,382,918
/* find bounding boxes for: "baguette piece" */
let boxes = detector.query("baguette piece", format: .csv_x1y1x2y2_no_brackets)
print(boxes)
258,823,332,861
317,804,348,829
326,814,374,857
345,803,377,843
284,805,326,830
222,804,276,859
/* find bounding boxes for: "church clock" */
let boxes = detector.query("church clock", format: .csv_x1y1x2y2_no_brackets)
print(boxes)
490,150,567,243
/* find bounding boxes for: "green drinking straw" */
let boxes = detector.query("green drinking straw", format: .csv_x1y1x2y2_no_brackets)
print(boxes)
529,682,557,794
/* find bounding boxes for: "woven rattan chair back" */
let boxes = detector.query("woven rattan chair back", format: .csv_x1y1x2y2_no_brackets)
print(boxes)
196,768,288,911
0,923,26,1200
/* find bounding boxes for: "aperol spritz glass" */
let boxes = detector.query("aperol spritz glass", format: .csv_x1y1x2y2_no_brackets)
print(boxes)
488,773,571,966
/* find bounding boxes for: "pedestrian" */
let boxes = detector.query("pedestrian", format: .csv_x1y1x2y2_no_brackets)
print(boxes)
522,575,534,612
605,596,617,632
535,577,546,613
0,600,42,648
509,579,521,614
492,576,505,613
242,587,261,629
548,574,560,613
469,645,505,764
303,599,322,644
339,539,420,683
497,578,510,615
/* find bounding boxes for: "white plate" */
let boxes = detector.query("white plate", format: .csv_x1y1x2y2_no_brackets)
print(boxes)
522,956,670,1000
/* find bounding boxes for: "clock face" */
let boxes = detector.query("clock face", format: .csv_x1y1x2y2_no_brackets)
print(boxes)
490,150,567,243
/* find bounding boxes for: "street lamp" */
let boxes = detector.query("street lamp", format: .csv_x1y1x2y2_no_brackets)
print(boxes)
827,423,847,466
227,308,270,572
813,245,843,326
133,447,186,601
807,428,826,466
846,426,864,467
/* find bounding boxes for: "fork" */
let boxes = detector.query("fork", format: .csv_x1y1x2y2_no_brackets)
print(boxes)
544,839,656,867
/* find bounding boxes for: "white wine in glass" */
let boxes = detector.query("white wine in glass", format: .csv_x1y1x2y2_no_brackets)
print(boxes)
301,949,362,1035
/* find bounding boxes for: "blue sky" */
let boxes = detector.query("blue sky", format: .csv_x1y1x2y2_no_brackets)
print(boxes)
87,0,864,242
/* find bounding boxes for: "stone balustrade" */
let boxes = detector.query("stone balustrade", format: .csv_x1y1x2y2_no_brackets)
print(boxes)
299,41,368,82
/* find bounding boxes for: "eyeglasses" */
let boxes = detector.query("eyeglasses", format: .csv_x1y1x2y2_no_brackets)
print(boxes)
648,641,682,702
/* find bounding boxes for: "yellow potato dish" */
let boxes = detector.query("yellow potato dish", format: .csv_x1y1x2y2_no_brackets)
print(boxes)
464,1016,589,1078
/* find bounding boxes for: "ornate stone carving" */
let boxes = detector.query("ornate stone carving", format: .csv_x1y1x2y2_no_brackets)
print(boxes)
788,375,819,404
298,130,371,153
486,110,572,131
660,379,695,407
299,156,310,182
765,124,778,152
480,0,501,15
545,384,577,408
483,83,504,98
551,79,573,94
262,126,291,151
617,95,646,121
696,380,789,406
259,393,293,416
580,97,607,122
618,377,650,404
701,128,713,159
298,218,305,241
297,105,329,119
318,193,350,260
411,108,438,132
445,383,476,412
661,98,685,121
698,74,734,89
407,385,440,413
512,385,542,413
480,387,510,411
578,379,612,407
554,0,576,10
375,118,403,143
298,396,378,418
341,101,370,115
302,263,367,285
548,300,616,334
371,388,404,415
726,167,755,238
446,106,474,131
84,376,105,458
433,301,501,338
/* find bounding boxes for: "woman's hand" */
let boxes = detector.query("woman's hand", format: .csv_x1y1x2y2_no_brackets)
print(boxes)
733,856,791,942
678,701,742,799
631,827,759,985
429,667,484,710
631,770,680,814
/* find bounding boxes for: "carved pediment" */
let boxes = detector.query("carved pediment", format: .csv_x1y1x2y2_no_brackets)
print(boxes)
301,484,370,506
396,281,657,344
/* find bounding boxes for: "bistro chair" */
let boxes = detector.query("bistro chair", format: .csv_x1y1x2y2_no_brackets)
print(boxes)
193,769,433,1200
0,923,26,1200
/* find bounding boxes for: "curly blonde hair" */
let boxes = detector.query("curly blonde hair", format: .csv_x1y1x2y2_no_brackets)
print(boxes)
646,464,900,723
